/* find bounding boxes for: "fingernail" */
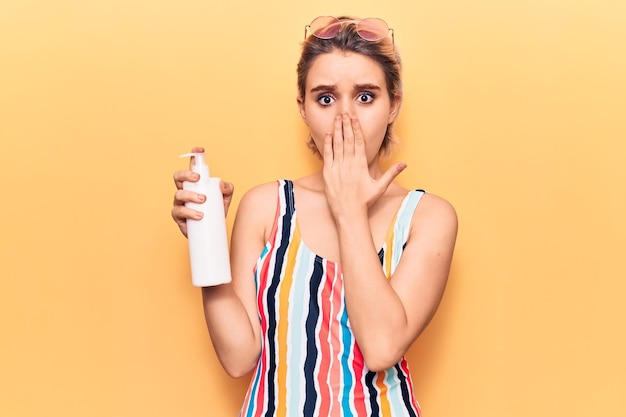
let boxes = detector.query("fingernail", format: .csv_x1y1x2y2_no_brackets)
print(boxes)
195,211,204,219
198,194,206,202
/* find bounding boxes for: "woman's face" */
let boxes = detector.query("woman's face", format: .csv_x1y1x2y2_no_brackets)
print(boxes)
298,50,400,165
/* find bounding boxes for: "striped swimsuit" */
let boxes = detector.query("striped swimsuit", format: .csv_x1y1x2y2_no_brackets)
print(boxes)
240,180,425,417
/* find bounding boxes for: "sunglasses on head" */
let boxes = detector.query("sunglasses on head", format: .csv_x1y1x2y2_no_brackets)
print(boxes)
304,16,395,49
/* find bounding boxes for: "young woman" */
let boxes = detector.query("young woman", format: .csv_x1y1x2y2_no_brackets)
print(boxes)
172,16,458,417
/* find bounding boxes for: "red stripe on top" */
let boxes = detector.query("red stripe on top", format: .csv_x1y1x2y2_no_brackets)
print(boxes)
328,262,342,417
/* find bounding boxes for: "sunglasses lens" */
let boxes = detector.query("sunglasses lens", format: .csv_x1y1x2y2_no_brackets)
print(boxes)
356,18,389,41
309,16,342,39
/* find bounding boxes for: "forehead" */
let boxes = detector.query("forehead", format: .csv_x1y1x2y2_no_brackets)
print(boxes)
305,50,386,88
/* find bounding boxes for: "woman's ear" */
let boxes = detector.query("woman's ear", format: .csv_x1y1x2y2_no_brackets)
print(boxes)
388,95,402,124
297,96,308,125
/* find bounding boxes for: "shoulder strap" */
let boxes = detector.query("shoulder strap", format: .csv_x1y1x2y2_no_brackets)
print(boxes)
267,180,295,247
394,189,425,238
281,179,295,217
383,190,426,275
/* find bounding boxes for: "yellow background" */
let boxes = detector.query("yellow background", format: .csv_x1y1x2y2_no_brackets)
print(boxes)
1,0,624,416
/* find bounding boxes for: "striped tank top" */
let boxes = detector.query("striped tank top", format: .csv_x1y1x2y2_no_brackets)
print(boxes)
240,180,425,417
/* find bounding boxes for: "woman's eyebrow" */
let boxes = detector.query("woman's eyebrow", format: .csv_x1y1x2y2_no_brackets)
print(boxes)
309,84,336,94
354,83,382,91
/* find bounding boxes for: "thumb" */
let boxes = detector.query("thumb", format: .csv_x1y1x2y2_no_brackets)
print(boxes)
379,162,407,189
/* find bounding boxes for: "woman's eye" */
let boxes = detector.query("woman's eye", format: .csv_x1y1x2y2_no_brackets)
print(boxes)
317,95,335,106
357,93,374,104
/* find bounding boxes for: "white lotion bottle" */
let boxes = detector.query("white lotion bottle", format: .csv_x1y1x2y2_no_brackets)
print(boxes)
179,152,232,287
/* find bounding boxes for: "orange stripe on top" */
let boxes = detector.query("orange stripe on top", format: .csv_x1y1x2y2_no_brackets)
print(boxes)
376,372,392,416
275,224,300,417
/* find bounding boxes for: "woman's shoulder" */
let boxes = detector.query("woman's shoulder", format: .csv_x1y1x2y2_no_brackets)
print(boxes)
418,191,456,217
234,180,285,241
411,190,458,239
238,180,282,210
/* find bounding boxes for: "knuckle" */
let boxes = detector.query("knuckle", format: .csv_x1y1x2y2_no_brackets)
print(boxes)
173,189,183,202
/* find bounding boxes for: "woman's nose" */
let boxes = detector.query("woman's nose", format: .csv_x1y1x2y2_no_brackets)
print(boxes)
336,99,354,117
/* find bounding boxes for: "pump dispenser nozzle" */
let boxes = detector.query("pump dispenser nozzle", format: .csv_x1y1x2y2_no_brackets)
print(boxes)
180,152,210,178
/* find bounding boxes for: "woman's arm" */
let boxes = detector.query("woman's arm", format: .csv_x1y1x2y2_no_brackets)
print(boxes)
335,194,457,371
171,149,272,377
198,184,275,377
323,116,458,371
